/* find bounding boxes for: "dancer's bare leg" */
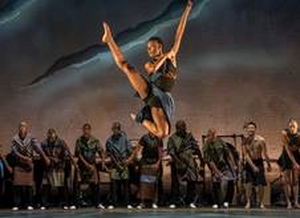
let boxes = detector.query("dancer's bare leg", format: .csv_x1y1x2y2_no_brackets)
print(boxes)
293,169,300,208
282,171,292,209
245,182,252,209
258,185,265,208
141,107,169,138
102,22,149,99
102,22,169,138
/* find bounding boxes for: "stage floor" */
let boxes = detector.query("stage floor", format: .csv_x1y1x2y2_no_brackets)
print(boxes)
0,208,298,218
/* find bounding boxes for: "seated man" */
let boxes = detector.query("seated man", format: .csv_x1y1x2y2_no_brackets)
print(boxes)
203,128,237,209
167,120,204,209
75,123,104,209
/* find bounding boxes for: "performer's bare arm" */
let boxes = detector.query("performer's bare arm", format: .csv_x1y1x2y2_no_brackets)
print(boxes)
126,144,142,165
145,0,192,74
242,143,259,172
170,0,193,56
145,55,170,74
262,140,272,171
282,130,299,169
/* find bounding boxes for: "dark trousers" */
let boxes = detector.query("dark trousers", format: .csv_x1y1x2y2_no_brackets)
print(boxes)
77,182,100,207
13,185,33,208
170,167,196,206
33,159,44,207
111,179,129,206
41,185,70,207
157,177,164,205
171,180,196,205
212,180,234,206
3,180,13,208
212,182,221,205
224,180,235,204
90,183,101,206
0,180,4,208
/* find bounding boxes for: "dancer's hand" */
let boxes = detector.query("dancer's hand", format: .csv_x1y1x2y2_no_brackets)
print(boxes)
87,163,95,171
167,50,176,60
294,163,300,170
102,22,113,43
187,0,193,8
124,159,131,166
253,166,259,173
24,156,32,162
50,157,59,164
216,171,223,179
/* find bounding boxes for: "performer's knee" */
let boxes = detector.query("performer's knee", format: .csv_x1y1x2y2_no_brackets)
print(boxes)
292,178,299,186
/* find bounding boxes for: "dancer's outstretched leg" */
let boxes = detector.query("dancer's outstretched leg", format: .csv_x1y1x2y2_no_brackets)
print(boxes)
102,22,149,99
102,22,169,138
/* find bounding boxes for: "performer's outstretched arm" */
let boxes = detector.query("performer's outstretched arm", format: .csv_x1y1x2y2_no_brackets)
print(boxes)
170,0,193,56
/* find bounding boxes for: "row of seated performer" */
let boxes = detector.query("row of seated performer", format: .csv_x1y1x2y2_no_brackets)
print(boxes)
0,118,299,210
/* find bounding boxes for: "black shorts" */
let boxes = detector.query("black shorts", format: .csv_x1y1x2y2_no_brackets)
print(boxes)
245,158,266,186
277,149,300,171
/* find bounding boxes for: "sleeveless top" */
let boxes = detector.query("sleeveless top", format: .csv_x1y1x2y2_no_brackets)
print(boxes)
148,58,177,92
285,128,300,151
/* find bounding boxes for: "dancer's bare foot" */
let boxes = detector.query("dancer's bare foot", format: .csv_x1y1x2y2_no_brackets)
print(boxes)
294,202,300,209
130,113,137,121
245,201,250,209
102,22,112,43
287,201,292,209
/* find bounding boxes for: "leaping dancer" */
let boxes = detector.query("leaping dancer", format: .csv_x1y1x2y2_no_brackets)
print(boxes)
102,0,193,138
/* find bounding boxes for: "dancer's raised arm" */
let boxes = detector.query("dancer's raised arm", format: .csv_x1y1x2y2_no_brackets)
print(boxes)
145,0,193,74
170,0,193,56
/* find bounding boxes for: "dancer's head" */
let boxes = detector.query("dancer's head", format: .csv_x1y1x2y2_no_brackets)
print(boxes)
82,123,92,138
147,37,164,58
112,122,122,136
175,120,187,135
47,128,57,143
288,118,298,135
18,121,28,139
206,128,217,143
245,121,257,137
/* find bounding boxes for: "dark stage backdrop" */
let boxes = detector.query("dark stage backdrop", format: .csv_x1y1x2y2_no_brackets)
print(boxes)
0,0,299,158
